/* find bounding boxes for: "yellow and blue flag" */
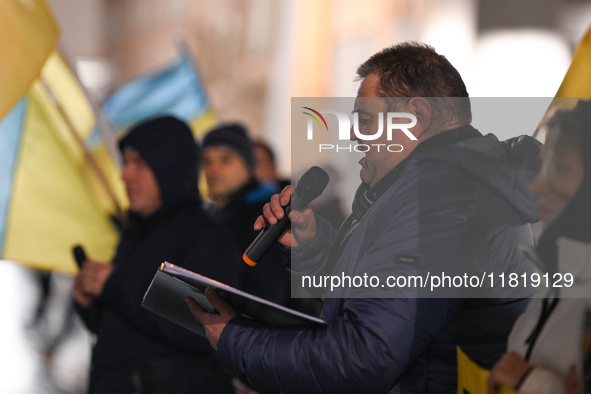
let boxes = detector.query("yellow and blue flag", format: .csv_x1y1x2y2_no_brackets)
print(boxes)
0,0,59,120
85,52,216,153
0,51,127,274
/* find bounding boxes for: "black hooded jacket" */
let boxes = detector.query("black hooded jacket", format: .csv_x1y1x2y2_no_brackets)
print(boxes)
77,117,242,393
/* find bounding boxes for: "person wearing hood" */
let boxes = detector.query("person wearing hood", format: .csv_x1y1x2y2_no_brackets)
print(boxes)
487,101,591,394
73,116,240,394
187,43,541,393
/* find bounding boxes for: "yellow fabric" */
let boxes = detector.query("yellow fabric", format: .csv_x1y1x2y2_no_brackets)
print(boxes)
189,109,216,197
41,52,127,213
533,23,591,141
189,109,217,139
457,347,517,394
40,52,95,139
2,52,127,274
0,0,59,119
556,25,591,98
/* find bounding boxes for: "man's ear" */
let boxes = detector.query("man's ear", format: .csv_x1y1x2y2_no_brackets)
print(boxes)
407,97,432,139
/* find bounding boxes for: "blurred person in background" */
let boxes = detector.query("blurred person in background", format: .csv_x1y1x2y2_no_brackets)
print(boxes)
488,101,591,394
201,124,292,307
253,140,290,191
73,116,240,394
254,141,345,229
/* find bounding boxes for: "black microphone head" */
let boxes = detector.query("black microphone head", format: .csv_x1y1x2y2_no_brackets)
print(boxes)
294,166,330,203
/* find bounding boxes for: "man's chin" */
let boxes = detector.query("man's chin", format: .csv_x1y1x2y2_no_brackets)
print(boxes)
359,168,370,185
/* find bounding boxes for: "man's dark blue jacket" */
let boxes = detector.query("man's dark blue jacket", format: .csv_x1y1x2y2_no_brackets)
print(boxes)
216,128,541,393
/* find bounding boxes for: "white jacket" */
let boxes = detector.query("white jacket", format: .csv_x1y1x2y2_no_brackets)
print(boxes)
508,237,591,394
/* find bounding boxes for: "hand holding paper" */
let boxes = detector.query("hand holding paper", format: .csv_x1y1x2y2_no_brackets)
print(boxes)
186,288,237,349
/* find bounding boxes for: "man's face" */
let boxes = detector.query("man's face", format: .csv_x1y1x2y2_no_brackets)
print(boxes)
201,146,251,202
122,151,162,217
352,73,419,188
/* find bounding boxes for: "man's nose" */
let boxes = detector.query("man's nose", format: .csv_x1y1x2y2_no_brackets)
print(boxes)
350,125,357,142
203,163,218,176
121,165,133,183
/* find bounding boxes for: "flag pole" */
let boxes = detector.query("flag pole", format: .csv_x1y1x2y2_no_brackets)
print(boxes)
38,75,125,219
172,35,214,109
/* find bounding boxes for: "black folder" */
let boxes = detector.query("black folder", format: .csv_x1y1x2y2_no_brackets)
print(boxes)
142,262,327,337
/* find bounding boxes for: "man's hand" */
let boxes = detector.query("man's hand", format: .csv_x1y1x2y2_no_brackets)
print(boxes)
186,288,237,350
73,273,94,307
487,352,531,394
254,185,318,247
73,260,114,307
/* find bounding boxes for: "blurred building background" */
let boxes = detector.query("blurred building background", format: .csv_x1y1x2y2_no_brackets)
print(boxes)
46,0,591,176
2,0,591,393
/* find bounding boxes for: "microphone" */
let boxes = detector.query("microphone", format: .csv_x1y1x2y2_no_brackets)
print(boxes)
243,166,330,266
72,245,87,268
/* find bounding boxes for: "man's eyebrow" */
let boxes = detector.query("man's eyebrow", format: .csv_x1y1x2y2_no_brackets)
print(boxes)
352,108,372,116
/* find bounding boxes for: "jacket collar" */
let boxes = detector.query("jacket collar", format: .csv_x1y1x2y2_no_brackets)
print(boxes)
368,124,481,201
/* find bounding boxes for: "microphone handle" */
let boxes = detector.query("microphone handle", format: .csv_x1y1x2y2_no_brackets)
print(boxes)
242,193,307,267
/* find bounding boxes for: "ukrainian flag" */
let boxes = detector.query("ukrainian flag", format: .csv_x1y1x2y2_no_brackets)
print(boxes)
0,52,126,274
84,52,216,154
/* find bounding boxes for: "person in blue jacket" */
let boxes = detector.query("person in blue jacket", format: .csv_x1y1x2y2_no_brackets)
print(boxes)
74,116,241,394
201,123,293,307
187,43,541,393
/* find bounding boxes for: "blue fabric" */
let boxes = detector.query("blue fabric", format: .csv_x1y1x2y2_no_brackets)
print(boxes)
243,181,280,204
0,99,27,255
216,132,541,393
